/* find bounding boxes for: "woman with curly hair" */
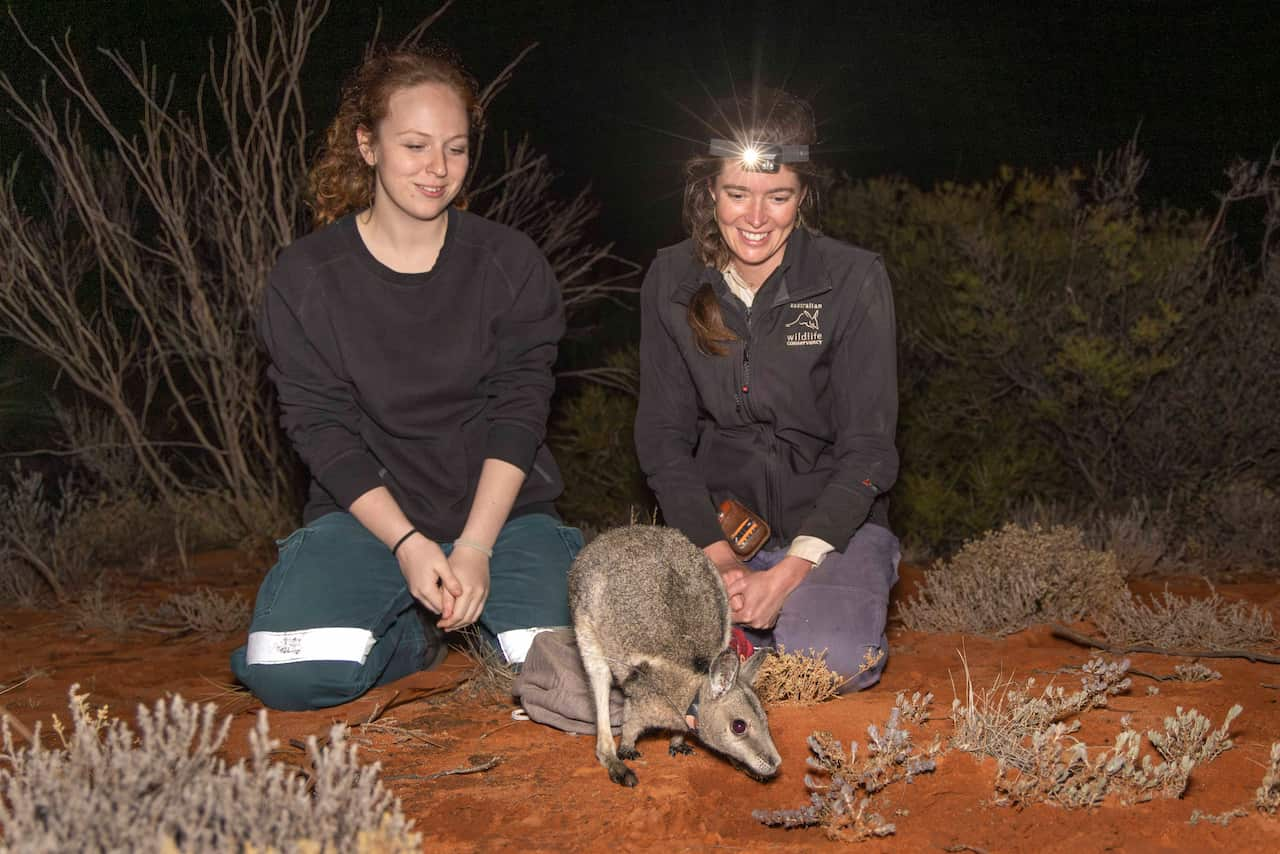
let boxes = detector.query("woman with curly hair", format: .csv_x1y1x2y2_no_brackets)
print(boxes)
634,88,901,691
231,46,582,711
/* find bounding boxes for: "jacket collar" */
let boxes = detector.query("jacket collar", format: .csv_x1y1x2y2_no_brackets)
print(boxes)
672,225,832,307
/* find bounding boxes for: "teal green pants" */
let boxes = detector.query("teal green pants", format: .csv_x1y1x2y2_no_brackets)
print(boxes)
230,511,581,710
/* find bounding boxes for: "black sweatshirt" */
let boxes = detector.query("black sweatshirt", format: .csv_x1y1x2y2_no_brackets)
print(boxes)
635,226,898,552
259,207,565,539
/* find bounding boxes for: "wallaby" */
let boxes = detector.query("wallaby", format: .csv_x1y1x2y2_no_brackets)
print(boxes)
568,524,781,787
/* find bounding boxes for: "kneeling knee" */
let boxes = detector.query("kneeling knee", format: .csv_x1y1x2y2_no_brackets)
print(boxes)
234,659,366,711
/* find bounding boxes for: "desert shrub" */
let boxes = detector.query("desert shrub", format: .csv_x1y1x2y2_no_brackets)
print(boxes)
0,687,419,853
949,655,1240,808
0,465,95,604
144,588,250,638
1172,663,1221,682
1258,743,1280,814
754,648,848,705
68,577,136,635
894,691,935,725
828,144,1280,554
1189,808,1248,826
549,365,652,531
898,523,1125,636
992,704,1241,808
1092,585,1276,651
1181,479,1280,570
754,703,939,841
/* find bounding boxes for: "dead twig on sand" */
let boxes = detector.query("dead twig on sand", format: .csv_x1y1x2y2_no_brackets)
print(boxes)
383,756,501,782
0,703,35,743
1051,624,1280,664
479,719,522,740
346,690,445,749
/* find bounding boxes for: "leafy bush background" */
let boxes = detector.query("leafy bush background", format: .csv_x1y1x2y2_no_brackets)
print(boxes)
826,148,1279,554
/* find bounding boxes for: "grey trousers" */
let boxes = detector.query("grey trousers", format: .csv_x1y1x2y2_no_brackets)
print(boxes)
745,522,900,692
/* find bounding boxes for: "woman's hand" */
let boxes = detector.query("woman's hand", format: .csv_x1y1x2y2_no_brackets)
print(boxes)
438,544,491,630
395,534,462,616
703,540,752,618
724,555,812,629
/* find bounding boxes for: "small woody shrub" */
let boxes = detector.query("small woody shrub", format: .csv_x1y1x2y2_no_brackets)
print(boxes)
899,523,1125,636
0,687,419,853
754,648,847,706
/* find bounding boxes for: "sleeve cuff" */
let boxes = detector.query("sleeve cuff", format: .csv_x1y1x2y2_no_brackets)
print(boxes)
799,489,874,553
485,422,540,473
317,449,386,509
787,535,835,567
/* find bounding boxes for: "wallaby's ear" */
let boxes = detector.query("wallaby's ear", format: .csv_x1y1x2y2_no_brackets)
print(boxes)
708,648,740,699
738,648,770,686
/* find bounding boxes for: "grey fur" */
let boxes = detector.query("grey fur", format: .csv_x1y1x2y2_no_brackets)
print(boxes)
568,525,782,787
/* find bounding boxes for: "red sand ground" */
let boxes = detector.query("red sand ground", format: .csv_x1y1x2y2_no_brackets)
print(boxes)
3,552,1280,852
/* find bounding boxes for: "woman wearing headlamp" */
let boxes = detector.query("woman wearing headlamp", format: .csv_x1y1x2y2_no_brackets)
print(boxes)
635,88,900,691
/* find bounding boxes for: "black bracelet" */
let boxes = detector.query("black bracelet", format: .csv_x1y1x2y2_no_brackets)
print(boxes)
392,528,420,556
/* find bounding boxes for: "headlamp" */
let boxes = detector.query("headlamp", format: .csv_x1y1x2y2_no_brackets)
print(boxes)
708,138,809,173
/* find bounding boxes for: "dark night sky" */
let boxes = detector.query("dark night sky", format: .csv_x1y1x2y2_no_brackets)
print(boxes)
3,0,1279,263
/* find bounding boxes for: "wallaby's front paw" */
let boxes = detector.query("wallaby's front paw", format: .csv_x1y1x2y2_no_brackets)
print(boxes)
617,745,641,760
669,741,694,756
607,760,638,787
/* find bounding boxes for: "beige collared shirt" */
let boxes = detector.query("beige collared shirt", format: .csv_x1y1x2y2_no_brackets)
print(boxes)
722,263,835,569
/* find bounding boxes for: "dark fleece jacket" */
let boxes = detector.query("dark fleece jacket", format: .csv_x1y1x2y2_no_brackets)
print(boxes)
259,207,565,539
635,226,898,552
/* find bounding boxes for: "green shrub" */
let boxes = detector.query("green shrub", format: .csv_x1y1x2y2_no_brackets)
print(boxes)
828,146,1279,554
549,367,652,531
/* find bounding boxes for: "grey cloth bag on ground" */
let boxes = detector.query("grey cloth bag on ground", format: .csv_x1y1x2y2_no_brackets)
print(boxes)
512,628,623,735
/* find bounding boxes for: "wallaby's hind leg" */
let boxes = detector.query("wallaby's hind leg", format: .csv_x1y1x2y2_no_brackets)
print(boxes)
576,622,637,787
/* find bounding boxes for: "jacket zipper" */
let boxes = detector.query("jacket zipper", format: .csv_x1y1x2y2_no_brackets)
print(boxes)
735,306,755,418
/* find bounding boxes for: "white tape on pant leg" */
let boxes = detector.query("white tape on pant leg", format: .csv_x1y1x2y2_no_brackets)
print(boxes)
497,626,570,665
245,627,376,666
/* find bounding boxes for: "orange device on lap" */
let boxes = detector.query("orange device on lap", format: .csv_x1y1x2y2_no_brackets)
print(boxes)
717,499,770,561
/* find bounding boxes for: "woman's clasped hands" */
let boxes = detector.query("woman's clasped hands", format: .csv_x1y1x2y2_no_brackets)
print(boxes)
395,534,491,630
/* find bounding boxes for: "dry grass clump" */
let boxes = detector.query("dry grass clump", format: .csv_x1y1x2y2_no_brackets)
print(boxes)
1092,585,1276,651
0,686,419,852
754,702,940,841
898,523,1125,636
754,648,847,705
1258,743,1280,814
950,656,1133,767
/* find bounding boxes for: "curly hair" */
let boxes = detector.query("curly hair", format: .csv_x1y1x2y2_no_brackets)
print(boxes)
682,88,828,355
307,45,484,227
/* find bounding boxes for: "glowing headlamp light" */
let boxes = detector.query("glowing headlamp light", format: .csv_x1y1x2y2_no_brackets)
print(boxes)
708,138,810,173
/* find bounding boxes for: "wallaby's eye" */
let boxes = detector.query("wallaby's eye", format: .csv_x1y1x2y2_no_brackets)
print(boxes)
731,718,748,735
